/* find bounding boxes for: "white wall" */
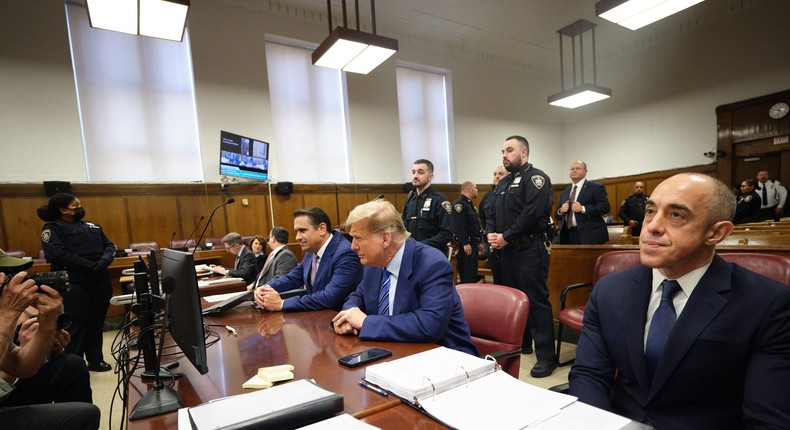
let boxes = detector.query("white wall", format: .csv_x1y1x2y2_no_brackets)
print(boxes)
1,0,789,186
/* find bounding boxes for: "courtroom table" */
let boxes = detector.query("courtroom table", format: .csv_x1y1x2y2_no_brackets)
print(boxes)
126,307,435,430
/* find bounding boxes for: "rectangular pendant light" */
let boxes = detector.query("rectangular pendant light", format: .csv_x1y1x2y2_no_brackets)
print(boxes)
548,84,612,109
86,0,189,42
596,0,705,31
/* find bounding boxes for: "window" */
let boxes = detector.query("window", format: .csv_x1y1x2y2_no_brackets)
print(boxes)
395,63,455,183
264,35,353,183
66,3,202,182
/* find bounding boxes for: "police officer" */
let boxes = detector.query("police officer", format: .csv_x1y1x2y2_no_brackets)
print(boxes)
618,181,649,236
402,159,454,256
478,165,508,283
486,135,556,378
37,193,115,372
452,181,482,283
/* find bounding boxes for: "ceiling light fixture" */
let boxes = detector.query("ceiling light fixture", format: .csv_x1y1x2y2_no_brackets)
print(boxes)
548,20,612,109
595,0,705,31
85,0,190,42
312,0,398,74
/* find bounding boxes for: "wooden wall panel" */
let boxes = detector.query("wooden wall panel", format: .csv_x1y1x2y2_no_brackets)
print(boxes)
1,197,47,256
127,195,181,249
226,193,270,237
80,196,129,250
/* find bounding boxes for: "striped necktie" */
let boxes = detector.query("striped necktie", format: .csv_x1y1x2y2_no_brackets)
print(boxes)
378,269,391,316
645,280,682,378
566,185,577,229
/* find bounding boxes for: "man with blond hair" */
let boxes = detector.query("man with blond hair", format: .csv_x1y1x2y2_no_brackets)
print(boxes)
332,200,478,356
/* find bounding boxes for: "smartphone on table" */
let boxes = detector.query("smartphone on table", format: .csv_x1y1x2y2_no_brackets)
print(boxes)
338,347,392,368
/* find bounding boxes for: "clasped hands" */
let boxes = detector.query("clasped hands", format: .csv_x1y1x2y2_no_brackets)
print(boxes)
253,285,284,311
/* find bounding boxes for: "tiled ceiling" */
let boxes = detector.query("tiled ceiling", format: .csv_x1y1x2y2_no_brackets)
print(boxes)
212,0,768,77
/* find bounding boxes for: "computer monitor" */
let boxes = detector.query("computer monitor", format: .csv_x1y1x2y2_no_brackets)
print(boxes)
161,248,208,375
219,130,269,181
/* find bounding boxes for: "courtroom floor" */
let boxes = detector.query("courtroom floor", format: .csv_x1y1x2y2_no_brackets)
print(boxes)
90,331,575,430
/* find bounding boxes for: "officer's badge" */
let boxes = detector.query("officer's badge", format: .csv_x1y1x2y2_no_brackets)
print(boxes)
41,229,51,243
531,175,545,189
454,204,463,213
442,201,452,214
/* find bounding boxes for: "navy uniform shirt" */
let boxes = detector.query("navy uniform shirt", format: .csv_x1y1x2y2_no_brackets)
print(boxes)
452,195,482,246
486,164,553,242
618,194,649,226
734,190,761,223
41,218,115,274
402,185,454,252
478,187,497,235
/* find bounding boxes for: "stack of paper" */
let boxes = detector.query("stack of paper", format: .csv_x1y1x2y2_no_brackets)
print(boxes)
242,364,295,389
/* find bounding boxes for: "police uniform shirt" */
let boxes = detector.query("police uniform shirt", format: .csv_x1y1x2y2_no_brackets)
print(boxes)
619,194,649,225
452,195,482,246
478,187,497,233
402,185,454,251
41,218,115,273
486,164,553,242
759,179,787,209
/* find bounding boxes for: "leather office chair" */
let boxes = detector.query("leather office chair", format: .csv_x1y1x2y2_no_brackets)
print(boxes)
34,249,47,265
129,242,160,256
170,239,196,251
556,250,642,366
205,237,224,250
456,283,529,378
5,250,26,258
720,252,790,284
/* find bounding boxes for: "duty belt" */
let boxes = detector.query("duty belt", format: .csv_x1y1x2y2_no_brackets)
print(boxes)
509,232,546,250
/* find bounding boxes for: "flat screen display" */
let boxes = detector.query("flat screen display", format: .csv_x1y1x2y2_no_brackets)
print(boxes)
219,130,269,181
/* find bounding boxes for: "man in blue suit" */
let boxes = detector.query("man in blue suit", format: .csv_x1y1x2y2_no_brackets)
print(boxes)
569,173,790,429
254,206,363,312
332,200,479,356
555,161,610,244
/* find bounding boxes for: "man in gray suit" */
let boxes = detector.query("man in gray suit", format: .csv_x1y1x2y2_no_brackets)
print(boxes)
248,227,297,289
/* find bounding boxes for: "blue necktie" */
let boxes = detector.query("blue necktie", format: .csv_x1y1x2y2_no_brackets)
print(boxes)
645,280,682,378
378,269,391,316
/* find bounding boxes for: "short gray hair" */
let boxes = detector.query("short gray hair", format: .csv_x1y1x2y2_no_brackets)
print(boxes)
222,232,243,246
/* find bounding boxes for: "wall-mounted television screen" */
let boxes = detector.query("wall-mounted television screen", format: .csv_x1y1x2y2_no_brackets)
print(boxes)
219,130,269,181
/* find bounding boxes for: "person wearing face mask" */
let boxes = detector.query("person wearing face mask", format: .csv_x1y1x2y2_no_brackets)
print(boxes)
37,193,115,372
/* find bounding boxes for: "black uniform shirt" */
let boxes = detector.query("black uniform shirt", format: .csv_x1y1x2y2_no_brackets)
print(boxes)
402,185,454,251
618,194,649,225
486,164,553,243
452,195,482,246
41,218,115,274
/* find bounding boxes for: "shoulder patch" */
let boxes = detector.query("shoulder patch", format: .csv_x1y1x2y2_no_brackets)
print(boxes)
531,175,546,189
41,229,51,243
454,203,463,213
441,201,452,214
744,195,752,202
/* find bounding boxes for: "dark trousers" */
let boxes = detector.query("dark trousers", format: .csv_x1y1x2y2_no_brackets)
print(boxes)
499,241,554,361
63,273,112,363
489,249,532,348
456,246,479,284
559,227,581,245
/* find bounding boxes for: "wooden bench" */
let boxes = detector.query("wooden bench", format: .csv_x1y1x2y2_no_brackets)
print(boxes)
607,225,634,244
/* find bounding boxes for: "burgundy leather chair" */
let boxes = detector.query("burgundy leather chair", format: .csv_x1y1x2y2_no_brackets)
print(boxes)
4,250,26,258
456,283,529,378
556,250,642,366
129,242,160,256
719,252,790,284
170,239,196,251
204,237,224,250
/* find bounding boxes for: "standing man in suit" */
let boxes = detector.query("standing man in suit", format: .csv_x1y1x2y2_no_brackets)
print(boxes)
333,200,479,356
486,135,555,377
569,173,790,428
254,206,363,312
452,181,483,284
555,161,610,244
756,170,787,220
209,232,257,284
402,159,454,256
478,165,508,284
618,181,649,237
248,226,298,289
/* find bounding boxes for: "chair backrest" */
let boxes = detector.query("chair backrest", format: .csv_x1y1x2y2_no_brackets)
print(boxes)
456,283,529,378
129,242,159,254
719,253,790,285
170,239,196,250
592,250,643,284
5,250,25,258
205,237,224,249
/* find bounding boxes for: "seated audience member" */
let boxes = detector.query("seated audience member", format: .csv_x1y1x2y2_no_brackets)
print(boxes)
733,178,761,224
0,255,100,430
248,227,298,289
569,173,790,429
332,200,479,356
247,235,267,274
209,232,257,284
254,207,363,312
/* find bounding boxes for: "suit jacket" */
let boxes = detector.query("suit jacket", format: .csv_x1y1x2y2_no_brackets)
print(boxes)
253,246,298,287
228,245,257,284
568,256,790,429
554,180,610,244
342,239,480,356
269,232,363,312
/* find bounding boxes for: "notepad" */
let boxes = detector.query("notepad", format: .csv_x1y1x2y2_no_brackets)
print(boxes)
364,347,577,430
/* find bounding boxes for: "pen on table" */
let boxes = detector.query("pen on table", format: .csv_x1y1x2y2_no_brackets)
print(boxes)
225,325,237,336
359,380,388,397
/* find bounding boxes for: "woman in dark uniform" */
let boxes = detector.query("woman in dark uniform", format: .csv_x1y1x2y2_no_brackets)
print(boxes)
37,193,115,372
733,179,761,224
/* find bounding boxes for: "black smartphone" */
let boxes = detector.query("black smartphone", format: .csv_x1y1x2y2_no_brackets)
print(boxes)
338,348,392,368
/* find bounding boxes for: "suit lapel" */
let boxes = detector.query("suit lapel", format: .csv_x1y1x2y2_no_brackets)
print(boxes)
647,256,731,401
314,233,338,287
622,266,654,392
392,239,416,315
